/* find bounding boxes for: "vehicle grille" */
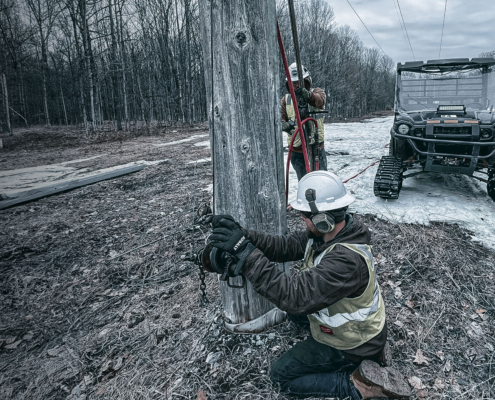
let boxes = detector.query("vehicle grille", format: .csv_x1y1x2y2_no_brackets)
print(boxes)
433,126,472,135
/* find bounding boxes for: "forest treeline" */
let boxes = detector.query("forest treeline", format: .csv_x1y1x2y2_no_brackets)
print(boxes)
0,0,397,133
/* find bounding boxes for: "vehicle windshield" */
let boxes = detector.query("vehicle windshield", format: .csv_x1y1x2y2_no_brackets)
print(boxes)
396,66,495,112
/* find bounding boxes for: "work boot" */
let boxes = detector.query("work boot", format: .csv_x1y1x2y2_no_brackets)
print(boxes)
378,342,392,367
350,360,411,399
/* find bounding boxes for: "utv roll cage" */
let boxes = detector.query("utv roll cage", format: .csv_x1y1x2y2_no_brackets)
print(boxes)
373,57,495,201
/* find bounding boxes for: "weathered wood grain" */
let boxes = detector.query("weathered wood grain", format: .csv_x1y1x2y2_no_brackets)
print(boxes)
199,0,288,325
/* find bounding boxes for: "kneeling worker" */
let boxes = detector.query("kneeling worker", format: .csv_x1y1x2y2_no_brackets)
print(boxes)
204,171,411,399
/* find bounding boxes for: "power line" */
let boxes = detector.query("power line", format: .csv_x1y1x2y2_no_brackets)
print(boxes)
392,0,408,49
439,0,448,58
396,0,416,60
346,0,388,57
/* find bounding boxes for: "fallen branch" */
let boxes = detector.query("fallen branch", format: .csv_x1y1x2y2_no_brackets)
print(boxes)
9,106,29,127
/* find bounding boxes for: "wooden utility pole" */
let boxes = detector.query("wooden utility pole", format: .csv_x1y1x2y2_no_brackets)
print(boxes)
199,0,288,328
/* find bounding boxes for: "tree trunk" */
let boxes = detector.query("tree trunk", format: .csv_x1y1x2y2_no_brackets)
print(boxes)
78,0,96,132
109,0,122,131
19,66,27,124
118,5,129,130
69,8,88,133
184,0,194,123
40,36,51,127
199,0,288,327
1,73,12,135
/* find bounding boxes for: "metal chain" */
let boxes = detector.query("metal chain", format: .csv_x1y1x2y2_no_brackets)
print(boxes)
193,203,213,307
198,262,209,307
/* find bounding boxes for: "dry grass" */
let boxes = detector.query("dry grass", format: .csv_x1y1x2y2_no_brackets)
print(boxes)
1,125,495,399
363,215,495,399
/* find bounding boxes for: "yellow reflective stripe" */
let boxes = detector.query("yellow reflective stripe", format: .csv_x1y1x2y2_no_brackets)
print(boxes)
312,280,381,327
305,239,313,254
311,243,378,323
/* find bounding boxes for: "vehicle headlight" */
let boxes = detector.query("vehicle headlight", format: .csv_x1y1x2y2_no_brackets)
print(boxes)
397,124,410,135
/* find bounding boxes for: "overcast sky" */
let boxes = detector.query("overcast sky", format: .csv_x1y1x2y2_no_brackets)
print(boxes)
329,0,495,64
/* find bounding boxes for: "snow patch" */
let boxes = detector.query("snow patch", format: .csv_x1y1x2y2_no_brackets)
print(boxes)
286,116,495,248
58,155,106,165
193,140,210,148
152,134,208,147
188,158,211,164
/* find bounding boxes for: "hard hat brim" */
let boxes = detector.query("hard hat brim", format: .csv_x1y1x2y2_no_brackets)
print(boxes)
287,74,311,82
291,192,355,212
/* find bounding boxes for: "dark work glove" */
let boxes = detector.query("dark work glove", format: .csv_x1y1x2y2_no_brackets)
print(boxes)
209,219,249,254
200,243,239,278
282,120,296,133
205,214,242,229
295,87,311,102
208,218,255,276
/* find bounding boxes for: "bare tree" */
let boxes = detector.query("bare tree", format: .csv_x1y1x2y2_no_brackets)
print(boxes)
1,73,12,134
25,0,60,126
2,0,395,129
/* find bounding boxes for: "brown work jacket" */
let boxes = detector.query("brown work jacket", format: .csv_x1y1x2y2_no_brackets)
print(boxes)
243,215,387,360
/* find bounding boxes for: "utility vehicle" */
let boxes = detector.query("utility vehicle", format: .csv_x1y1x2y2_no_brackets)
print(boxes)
374,58,495,201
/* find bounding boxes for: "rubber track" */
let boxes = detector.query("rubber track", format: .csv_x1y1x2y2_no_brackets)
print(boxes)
374,156,403,199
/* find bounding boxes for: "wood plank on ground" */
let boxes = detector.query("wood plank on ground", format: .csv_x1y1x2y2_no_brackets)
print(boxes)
0,164,146,210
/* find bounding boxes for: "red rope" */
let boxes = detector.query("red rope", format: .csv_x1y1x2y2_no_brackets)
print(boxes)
343,160,380,183
343,143,389,183
286,117,318,199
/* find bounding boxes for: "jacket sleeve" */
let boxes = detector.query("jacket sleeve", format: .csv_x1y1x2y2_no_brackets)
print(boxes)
242,244,368,315
245,230,308,263
309,87,326,109
281,96,288,122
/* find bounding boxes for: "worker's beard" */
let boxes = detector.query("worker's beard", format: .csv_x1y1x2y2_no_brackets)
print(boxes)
306,225,322,238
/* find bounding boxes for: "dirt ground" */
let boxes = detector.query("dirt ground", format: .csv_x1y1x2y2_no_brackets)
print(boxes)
1,124,495,400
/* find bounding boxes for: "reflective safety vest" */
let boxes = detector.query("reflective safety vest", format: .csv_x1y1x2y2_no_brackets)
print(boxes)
301,240,386,350
285,91,325,148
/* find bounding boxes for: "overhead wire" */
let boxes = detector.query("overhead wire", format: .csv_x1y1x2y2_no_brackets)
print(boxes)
439,0,448,57
396,0,416,60
392,0,409,49
345,0,388,57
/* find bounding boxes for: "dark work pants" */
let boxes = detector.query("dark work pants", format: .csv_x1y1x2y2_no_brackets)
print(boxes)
270,315,362,399
291,148,328,181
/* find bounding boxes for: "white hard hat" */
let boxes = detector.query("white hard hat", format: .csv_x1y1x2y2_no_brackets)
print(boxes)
287,62,311,83
292,171,355,212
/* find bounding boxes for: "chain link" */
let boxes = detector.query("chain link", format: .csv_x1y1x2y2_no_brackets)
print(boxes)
194,202,212,307
198,262,209,307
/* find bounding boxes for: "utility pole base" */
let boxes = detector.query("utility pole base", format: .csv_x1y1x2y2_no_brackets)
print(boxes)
224,308,287,333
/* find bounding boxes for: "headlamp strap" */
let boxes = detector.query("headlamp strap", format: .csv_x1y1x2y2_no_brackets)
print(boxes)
305,188,319,214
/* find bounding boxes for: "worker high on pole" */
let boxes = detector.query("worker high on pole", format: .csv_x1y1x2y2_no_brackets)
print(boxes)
281,62,327,181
